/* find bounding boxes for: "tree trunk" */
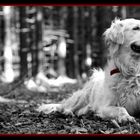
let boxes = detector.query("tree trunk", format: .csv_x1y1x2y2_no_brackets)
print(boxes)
73,7,80,80
79,7,86,75
57,7,67,76
36,7,43,73
3,6,14,83
65,7,75,78
121,6,127,19
19,7,28,79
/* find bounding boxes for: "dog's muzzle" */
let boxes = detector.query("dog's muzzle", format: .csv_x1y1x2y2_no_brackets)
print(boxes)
131,42,140,53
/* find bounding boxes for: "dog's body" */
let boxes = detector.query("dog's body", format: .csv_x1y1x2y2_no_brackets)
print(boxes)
37,18,140,123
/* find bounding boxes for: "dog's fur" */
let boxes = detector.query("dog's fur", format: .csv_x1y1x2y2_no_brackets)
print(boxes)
37,18,140,123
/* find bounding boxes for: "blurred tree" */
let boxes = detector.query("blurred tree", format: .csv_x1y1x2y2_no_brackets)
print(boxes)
35,7,43,73
57,7,68,77
73,7,80,80
27,7,39,77
0,6,136,83
65,7,75,78
3,6,14,83
19,7,28,79
78,7,86,76
96,7,111,68
121,6,127,19
127,6,140,19
0,7,5,73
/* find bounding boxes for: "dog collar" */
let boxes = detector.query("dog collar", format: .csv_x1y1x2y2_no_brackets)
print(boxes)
110,68,120,75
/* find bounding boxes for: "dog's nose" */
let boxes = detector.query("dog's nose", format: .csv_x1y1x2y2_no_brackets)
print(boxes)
131,42,140,53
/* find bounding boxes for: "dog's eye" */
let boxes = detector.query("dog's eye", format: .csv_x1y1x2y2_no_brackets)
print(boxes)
133,26,140,30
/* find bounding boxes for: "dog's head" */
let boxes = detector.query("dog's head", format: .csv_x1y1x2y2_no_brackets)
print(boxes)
104,18,140,76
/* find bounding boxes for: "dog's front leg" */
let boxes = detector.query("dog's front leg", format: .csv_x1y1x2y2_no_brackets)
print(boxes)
97,106,136,123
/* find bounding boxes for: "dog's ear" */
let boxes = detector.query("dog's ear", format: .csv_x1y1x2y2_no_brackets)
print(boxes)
103,19,124,47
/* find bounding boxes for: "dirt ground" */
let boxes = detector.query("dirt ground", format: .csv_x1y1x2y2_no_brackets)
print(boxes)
0,81,140,135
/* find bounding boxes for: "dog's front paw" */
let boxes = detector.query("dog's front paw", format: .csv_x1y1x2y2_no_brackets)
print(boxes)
117,114,136,124
116,107,136,124
98,106,136,126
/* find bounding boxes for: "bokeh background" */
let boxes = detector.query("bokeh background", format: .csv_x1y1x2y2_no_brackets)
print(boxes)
0,6,139,84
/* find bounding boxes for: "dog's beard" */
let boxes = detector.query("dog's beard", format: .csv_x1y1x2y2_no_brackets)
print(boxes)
113,50,140,77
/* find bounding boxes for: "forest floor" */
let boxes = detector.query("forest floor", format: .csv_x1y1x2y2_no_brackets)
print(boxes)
0,81,140,135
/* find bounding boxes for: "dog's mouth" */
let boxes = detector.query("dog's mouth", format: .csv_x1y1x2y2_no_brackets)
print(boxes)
131,43,140,53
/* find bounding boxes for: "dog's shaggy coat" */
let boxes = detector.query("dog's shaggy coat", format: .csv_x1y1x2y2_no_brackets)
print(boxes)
37,18,140,123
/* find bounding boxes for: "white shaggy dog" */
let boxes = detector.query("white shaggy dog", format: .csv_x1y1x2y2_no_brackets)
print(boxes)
37,18,140,124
